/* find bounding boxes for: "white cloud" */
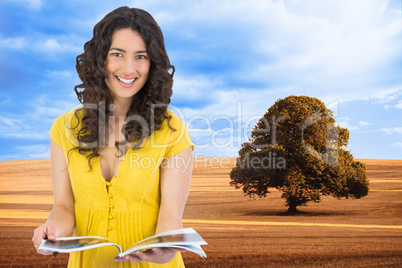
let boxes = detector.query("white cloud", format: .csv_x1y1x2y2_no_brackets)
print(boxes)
390,142,402,148
0,118,48,140
0,113,49,141
45,70,75,78
43,39,62,51
336,117,358,131
395,100,402,109
0,94,77,141
378,0,390,15
0,35,82,54
26,0,42,9
172,75,222,104
0,97,11,106
0,144,49,162
0,115,22,128
0,37,26,49
3,0,43,10
10,132,49,140
36,37,82,55
373,86,402,103
359,121,371,126
16,145,50,159
29,94,78,119
380,127,402,135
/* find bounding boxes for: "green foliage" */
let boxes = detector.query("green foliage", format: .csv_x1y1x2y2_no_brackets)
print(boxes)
230,95,369,212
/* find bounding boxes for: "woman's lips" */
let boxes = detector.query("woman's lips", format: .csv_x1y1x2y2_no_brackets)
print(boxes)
116,76,136,87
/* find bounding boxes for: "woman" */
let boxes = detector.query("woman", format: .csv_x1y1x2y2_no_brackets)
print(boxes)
32,6,194,267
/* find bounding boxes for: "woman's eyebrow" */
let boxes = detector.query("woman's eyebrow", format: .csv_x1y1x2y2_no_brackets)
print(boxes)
109,47,126,52
109,48,148,54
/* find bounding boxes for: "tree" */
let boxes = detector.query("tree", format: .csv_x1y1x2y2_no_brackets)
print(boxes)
230,95,369,213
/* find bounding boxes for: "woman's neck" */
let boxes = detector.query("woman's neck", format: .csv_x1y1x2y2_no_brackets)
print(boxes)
112,97,133,118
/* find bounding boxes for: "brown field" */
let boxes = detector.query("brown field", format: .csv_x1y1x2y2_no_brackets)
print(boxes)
0,158,401,267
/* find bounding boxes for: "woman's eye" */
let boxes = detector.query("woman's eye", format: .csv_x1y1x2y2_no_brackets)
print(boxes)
136,55,147,59
111,52,123,57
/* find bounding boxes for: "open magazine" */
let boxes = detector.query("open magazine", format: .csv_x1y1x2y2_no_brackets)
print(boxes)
39,228,207,258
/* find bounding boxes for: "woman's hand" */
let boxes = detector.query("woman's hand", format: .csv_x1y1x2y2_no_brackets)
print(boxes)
32,222,60,255
114,247,187,264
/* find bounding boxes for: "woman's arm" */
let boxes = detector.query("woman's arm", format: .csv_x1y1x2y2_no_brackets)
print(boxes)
116,146,193,263
32,139,75,255
156,146,193,233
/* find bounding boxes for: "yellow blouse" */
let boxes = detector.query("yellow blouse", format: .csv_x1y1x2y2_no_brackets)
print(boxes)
49,109,193,267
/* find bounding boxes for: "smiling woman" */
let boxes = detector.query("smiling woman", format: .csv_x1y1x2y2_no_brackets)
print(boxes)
31,6,194,268
72,7,177,165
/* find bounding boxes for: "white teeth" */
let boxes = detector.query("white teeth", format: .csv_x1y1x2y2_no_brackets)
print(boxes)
117,76,136,84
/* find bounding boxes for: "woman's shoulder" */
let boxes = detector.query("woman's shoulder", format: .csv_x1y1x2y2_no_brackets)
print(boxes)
151,109,190,141
55,107,83,124
49,107,83,148
157,109,193,154
164,109,187,128
50,107,84,136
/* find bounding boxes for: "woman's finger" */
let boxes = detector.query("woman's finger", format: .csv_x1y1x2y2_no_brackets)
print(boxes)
36,249,54,256
115,253,143,263
134,250,151,261
32,226,46,250
151,247,164,255
116,247,183,264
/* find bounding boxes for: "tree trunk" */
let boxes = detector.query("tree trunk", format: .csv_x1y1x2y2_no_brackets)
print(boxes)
287,201,298,214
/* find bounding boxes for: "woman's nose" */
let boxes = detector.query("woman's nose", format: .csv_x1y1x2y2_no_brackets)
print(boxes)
123,57,138,74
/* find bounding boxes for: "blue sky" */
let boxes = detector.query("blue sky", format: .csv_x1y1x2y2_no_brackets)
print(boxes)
0,0,401,161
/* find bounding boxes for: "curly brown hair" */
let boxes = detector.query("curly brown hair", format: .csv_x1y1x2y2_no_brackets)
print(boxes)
71,6,175,169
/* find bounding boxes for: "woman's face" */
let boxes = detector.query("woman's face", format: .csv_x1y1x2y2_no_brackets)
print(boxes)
103,28,150,103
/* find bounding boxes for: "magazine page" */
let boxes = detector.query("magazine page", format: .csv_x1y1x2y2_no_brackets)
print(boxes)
38,236,122,254
131,228,207,245
120,243,207,258
170,244,207,259
120,228,207,257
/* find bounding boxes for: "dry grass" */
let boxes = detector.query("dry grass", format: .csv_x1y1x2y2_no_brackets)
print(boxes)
0,158,401,267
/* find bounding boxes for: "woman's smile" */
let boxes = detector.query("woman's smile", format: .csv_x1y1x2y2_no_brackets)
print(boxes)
116,76,137,87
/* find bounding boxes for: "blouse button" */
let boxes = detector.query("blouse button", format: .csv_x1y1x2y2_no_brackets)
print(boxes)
105,182,111,186
107,226,112,231
108,215,113,219
109,204,114,209
108,194,113,198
